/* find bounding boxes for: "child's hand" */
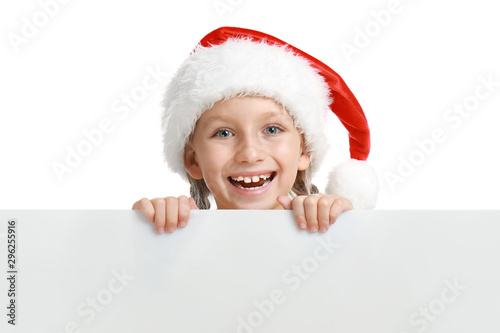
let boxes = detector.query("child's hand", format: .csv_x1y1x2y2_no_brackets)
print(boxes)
277,194,353,233
132,196,199,234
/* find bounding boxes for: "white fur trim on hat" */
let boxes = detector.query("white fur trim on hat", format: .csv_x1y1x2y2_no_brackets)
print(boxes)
325,159,379,209
161,38,332,180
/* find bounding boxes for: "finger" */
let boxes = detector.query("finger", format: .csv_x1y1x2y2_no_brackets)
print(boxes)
317,196,335,233
277,195,293,210
132,198,155,223
344,198,354,210
189,197,199,210
178,196,190,228
303,195,320,232
165,196,178,233
291,196,308,230
329,197,353,225
151,197,166,234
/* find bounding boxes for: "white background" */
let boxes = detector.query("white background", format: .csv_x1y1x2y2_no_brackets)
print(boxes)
0,0,499,209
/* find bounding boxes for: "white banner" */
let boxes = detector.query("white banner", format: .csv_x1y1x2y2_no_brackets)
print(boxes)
1,210,499,332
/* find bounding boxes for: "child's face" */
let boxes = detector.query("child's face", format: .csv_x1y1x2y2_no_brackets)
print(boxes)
184,96,311,209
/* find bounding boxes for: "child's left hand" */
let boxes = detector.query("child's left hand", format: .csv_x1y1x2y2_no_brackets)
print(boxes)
277,194,353,233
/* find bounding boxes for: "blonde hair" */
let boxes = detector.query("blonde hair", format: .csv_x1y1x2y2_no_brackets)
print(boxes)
187,170,318,209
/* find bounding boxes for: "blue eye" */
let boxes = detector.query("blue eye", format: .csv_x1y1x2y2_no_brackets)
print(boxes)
215,129,233,138
264,126,281,135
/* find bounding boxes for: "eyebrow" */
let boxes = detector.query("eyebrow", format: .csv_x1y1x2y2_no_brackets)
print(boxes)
200,110,291,129
258,111,291,123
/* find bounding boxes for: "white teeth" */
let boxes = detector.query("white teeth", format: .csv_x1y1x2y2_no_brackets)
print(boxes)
232,178,272,190
231,174,272,182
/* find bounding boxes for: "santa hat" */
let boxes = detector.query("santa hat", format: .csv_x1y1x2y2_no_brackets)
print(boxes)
161,27,378,209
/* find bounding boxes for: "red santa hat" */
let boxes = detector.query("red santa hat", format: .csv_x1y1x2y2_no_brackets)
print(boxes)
162,27,378,209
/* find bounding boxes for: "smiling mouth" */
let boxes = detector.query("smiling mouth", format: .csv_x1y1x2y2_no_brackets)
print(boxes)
228,172,276,191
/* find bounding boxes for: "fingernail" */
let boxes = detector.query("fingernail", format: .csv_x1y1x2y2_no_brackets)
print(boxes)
320,227,327,233
329,220,334,225
179,221,187,228
309,227,318,232
299,223,307,229
166,227,175,233
157,228,164,234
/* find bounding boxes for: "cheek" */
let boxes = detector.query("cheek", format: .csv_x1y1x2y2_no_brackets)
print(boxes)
271,137,303,163
196,143,230,174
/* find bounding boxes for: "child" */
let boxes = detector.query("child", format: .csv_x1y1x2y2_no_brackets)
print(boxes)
133,27,378,234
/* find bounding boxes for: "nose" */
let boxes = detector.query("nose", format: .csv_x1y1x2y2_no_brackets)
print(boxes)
234,134,265,164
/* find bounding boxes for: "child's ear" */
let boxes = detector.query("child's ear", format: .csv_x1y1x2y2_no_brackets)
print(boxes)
297,150,311,171
297,139,311,171
184,143,203,180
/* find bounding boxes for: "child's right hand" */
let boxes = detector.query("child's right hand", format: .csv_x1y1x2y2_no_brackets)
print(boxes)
132,196,199,234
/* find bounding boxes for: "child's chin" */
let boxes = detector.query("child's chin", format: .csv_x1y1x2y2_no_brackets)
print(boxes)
229,200,281,210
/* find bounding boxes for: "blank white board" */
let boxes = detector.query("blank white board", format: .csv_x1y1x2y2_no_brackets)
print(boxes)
1,210,499,332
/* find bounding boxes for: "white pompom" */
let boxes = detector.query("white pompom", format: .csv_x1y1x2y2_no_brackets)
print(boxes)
325,159,379,209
